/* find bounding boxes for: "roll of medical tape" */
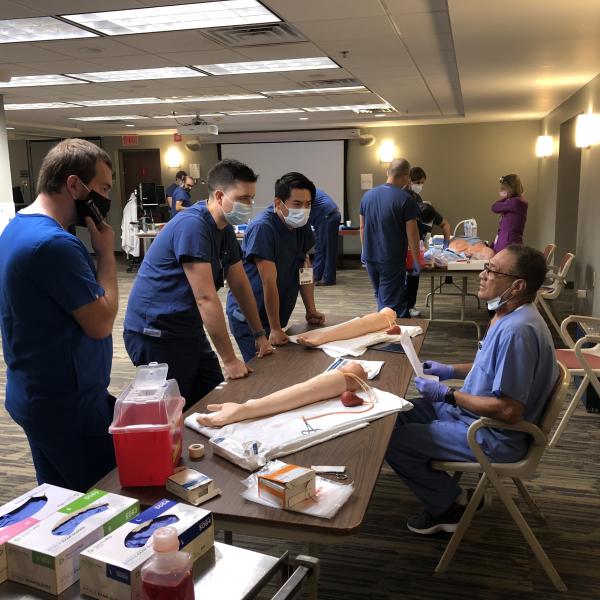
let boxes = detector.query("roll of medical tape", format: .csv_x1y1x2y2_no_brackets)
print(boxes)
188,443,205,460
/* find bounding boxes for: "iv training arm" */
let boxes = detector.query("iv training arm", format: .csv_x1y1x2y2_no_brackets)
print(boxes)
196,362,367,427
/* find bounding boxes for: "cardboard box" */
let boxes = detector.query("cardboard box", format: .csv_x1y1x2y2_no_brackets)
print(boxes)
80,498,214,600
0,484,82,584
166,468,221,506
258,464,316,509
7,489,139,595
447,259,487,271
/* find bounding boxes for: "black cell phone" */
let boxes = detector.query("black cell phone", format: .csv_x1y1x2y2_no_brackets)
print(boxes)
372,342,406,354
83,197,105,226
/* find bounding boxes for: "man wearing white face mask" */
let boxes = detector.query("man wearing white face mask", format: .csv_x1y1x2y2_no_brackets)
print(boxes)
124,159,273,411
227,172,325,362
385,245,557,535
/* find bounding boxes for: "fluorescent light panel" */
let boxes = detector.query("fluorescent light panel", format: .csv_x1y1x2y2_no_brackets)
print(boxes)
226,108,305,115
303,103,392,112
0,16,97,44
152,113,223,118
166,94,265,102
196,57,338,75
0,74,86,88
70,115,150,121
77,97,165,106
5,102,79,110
262,86,367,96
63,1,279,36
68,67,206,83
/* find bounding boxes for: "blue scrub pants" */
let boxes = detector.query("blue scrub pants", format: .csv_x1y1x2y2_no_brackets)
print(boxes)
124,330,223,412
7,393,116,493
385,398,526,516
227,310,263,363
365,261,408,318
312,211,341,284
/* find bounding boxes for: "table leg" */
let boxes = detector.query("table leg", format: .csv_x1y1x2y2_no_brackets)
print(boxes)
429,275,435,320
461,276,467,321
224,530,233,545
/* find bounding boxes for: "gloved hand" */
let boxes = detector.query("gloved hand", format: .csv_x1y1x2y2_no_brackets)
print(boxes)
423,360,455,381
415,377,449,403
412,262,421,276
442,239,450,250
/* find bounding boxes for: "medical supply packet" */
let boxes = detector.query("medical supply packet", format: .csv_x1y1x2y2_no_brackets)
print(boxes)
7,489,139,595
0,484,82,584
257,463,316,508
165,468,222,506
80,498,214,600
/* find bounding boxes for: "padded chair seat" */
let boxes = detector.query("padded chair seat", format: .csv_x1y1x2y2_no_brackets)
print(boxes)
555,348,600,371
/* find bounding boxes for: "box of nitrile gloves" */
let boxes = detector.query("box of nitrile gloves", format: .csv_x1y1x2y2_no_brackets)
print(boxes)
80,498,214,600
0,484,82,584
7,489,139,595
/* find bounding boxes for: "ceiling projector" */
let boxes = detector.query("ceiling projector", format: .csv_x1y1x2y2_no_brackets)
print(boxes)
176,120,218,136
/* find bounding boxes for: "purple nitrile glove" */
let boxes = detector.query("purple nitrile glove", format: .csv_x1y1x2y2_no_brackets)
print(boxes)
442,239,450,250
413,262,421,276
415,377,449,403
423,360,455,381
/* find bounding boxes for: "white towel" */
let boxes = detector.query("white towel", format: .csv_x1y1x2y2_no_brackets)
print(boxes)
121,196,140,258
184,388,413,471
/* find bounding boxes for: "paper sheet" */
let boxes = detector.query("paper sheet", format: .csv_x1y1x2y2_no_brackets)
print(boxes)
400,331,438,381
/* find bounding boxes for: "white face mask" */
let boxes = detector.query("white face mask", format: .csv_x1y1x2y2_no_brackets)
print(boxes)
222,194,252,226
486,283,515,311
281,206,310,228
499,190,508,199
411,183,423,194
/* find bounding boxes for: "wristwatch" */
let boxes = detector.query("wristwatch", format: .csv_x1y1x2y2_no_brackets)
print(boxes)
253,329,267,339
444,386,457,407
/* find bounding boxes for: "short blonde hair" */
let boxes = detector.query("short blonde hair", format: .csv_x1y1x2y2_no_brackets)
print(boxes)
499,174,523,197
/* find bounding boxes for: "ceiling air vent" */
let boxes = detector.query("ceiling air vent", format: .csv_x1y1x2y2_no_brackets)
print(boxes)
201,23,306,47
301,77,364,87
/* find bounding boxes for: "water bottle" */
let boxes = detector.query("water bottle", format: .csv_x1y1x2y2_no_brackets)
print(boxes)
141,527,195,600
464,220,472,238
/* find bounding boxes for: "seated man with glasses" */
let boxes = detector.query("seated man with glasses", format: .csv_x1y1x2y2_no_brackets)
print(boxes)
385,244,557,534
124,159,273,411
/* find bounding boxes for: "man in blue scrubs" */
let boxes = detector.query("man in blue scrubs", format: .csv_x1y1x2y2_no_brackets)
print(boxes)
359,158,421,317
309,188,341,286
170,175,194,218
227,172,325,362
0,139,118,492
165,170,187,210
124,159,273,411
385,245,557,534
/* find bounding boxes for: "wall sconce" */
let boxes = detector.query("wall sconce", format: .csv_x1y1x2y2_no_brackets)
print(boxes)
575,113,600,148
535,135,554,157
165,146,182,168
378,139,397,163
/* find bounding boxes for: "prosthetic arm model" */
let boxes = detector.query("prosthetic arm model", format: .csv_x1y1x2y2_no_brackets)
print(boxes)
196,362,368,428
295,307,397,348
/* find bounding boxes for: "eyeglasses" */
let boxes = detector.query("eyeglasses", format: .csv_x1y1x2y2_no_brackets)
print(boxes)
482,263,520,278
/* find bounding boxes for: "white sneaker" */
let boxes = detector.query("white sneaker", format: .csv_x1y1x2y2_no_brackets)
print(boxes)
409,308,421,317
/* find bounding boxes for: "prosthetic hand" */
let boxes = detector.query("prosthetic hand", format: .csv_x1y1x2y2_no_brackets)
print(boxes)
415,377,449,403
197,362,367,428
423,361,455,381
297,307,396,347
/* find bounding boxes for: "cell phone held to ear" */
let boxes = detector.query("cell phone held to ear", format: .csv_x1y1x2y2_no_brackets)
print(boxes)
75,190,111,227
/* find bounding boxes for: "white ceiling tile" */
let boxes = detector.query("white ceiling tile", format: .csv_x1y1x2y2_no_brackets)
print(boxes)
294,17,397,42
16,0,141,13
233,42,325,61
0,1,43,18
0,44,73,63
111,31,224,53
35,38,145,58
282,67,351,83
264,0,385,21
81,55,176,70
385,0,448,15
157,49,246,65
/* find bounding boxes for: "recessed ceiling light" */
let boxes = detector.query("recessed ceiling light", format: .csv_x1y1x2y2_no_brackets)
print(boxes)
196,57,338,75
0,16,97,44
68,67,206,83
165,94,265,102
77,97,165,107
262,86,367,96
5,102,80,110
299,117,309,120
225,108,305,115
69,115,150,121
374,113,387,117
303,103,392,112
62,1,279,36
6,126,15,130
125,124,135,127
0,74,86,88
152,113,223,118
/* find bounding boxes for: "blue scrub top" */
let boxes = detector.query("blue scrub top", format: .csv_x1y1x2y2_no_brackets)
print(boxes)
309,189,339,227
0,214,111,417
457,303,558,455
226,208,315,329
170,186,192,218
359,183,419,263
165,182,178,199
125,204,241,339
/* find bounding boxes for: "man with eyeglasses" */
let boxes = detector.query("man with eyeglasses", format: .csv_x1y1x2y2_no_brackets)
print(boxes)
385,245,557,535
124,159,273,411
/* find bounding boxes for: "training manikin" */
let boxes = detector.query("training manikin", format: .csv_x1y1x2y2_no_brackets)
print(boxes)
197,362,368,428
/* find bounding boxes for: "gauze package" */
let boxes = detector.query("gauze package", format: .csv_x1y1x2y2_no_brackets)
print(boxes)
7,489,139,595
0,484,82,584
80,498,214,600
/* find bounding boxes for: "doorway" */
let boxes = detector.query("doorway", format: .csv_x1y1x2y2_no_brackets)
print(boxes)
120,148,162,204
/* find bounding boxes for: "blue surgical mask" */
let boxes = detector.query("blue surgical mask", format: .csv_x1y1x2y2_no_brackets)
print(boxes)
282,207,310,228
223,194,252,226
486,284,515,311
411,183,423,194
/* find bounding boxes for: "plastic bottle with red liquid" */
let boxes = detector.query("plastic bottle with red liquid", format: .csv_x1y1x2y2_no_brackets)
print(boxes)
141,526,195,600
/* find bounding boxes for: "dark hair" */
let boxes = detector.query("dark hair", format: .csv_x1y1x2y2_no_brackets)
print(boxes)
419,202,436,223
175,170,187,180
274,172,316,202
410,166,427,181
207,159,258,194
387,158,410,179
499,174,523,197
506,244,547,300
36,138,112,195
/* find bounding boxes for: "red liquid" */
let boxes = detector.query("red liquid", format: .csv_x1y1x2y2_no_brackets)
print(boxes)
141,572,194,600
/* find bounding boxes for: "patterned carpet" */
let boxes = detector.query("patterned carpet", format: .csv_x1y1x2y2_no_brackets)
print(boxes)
1,258,599,599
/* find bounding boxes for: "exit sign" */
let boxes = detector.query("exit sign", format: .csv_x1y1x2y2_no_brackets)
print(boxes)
173,133,182,142
122,134,139,146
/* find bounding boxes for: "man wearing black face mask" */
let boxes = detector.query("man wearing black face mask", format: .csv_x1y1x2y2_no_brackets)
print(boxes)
0,138,118,492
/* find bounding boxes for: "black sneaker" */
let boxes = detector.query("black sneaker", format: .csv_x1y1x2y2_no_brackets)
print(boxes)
407,503,464,535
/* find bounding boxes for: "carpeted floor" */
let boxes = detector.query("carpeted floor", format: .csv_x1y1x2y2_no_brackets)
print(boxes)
1,258,598,599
